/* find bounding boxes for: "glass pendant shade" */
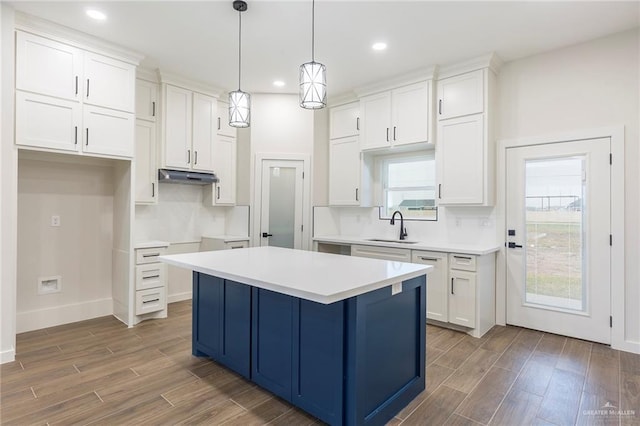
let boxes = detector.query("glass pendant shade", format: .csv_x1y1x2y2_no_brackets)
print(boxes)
299,61,326,109
229,90,251,128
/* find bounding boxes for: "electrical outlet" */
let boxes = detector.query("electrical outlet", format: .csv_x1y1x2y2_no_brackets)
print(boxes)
51,215,60,227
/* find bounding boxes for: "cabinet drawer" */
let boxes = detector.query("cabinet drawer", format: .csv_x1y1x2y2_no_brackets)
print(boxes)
351,244,411,262
135,263,166,290
225,241,248,250
135,246,167,264
135,287,166,315
449,254,477,271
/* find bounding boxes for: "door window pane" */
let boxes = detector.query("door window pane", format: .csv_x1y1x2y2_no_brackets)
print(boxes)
268,167,296,249
525,157,585,311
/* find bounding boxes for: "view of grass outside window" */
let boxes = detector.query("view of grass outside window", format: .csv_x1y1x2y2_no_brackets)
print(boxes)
525,157,585,311
380,152,437,220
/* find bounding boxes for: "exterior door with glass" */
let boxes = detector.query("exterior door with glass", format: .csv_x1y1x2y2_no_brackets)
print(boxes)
259,160,304,249
506,138,611,344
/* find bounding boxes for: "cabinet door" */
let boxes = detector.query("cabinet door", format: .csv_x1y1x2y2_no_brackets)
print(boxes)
164,85,192,169
412,251,448,322
437,70,483,120
392,81,430,146
15,91,81,152
437,114,484,204
135,119,157,204
191,93,216,172
83,52,135,113
83,106,134,158
218,280,251,378
330,102,359,139
211,135,236,205
135,79,158,121
216,100,237,138
329,136,360,206
449,269,476,328
16,31,82,101
359,92,391,150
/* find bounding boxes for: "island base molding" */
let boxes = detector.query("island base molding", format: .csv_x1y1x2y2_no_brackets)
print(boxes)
192,272,426,426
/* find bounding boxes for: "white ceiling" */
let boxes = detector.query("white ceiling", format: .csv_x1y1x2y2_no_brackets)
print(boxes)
8,1,640,99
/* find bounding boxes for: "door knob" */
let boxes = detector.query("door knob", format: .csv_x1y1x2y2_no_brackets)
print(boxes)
262,232,273,238
508,242,523,249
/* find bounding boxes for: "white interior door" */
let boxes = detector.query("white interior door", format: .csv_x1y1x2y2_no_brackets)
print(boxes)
259,160,304,249
506,138,611,344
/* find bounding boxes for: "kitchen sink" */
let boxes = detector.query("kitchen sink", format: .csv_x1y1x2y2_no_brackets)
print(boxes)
366,238,419,244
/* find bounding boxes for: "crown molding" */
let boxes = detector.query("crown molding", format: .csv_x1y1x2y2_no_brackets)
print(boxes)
14,11,144,65
353,66,437,97
327,92,359,108
437,52,503,80
158,70,223,97
136,67,160,83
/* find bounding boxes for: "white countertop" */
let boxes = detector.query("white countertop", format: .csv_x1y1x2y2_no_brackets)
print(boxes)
134,240,170,249
201,235,250,242
159,246,431,304
313,235,500,256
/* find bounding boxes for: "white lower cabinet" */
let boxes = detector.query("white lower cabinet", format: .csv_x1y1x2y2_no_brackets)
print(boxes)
201,237,249,251
411,251,448,322
448,268,477,328
350,244,411,262
134,243,169,320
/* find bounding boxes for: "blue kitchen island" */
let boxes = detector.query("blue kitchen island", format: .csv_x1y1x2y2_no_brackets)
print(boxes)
160,246,431,426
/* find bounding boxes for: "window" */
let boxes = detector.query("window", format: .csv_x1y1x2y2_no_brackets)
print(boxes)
379,151,437,220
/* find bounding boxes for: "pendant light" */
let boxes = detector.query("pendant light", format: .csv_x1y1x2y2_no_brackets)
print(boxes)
229,0,250,128
299,0,326,109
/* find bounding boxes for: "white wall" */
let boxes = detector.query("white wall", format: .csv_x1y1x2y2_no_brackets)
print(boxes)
1,3,17,362
497,28,639,350
17,157,115,332
249,94,315,248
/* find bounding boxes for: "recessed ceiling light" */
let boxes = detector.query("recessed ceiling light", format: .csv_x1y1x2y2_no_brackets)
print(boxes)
273,80,285,87
372,42,387,51
86,9,107,21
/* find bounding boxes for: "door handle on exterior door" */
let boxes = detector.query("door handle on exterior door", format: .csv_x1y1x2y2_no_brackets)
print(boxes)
508,242,523,249
262,232,273,238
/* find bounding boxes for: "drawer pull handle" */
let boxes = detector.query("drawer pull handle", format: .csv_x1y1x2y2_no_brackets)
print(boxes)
451,278,454,294
453,256,472,260
143,298,160,304
152,101,156,117
230,246,243,249
142,253,160,258
419,257,438,262
142,275,160,279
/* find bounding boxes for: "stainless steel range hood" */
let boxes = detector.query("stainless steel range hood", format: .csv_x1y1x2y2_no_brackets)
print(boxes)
158,169,218,185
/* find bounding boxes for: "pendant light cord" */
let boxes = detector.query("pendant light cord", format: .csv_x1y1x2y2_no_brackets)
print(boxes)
311,0,315,62
238,9,242,90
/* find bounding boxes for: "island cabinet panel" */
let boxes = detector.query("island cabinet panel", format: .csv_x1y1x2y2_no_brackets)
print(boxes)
192,274,251,378
344,276,426,426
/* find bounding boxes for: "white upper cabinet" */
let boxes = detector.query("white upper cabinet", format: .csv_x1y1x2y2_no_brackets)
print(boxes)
437,69,483,120
135,79,158,122
329,136,361,206
83,52,136,113
330,102,359,139
163,84,192,169
135,119,157,204
191,93,216,172
437,114,484,204
15,30,137,159
209,135,237,206
360,80,431,150
162,84,217,172
216,100,237,138
16,31,82,101
82,105,135,157
436,66,496,206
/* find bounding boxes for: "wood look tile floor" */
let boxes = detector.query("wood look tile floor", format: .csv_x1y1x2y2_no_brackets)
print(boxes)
1,301,638,425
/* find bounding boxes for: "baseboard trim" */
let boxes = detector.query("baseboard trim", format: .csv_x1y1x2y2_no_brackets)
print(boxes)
16,298,113,333
614,339,640,355
0,348,16,364
168,292,192,304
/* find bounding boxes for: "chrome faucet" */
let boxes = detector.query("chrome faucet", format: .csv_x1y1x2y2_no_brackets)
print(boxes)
390,210,408,240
